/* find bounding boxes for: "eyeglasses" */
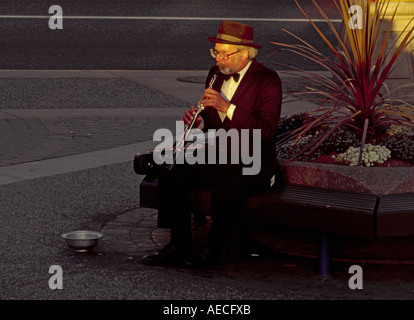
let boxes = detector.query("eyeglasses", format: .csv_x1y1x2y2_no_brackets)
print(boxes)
210,48,241,60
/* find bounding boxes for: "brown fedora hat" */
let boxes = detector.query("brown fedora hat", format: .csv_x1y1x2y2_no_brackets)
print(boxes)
207,20,262,49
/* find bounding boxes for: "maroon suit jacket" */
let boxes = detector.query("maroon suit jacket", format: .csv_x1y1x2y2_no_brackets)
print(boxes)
200,59,282,175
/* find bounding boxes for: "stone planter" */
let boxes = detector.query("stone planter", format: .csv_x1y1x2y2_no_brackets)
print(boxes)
278,160,414,195
251,0,414,265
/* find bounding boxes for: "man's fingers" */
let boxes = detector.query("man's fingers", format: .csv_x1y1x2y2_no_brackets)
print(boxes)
182,106,199,124
202,88,217,100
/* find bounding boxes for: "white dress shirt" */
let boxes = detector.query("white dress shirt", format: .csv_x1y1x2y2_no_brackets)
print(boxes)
218,60,252,122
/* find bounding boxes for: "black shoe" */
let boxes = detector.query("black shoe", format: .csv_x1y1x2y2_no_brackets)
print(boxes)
142,243,180,266
182,247,221,268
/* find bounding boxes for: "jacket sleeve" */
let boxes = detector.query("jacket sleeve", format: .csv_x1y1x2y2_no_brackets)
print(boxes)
231,67,282,141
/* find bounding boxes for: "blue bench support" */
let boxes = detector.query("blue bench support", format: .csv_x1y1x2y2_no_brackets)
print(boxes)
318,234,331,276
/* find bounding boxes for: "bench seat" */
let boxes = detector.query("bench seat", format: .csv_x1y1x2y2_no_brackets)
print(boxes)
134,153,414,275
377,193,414,237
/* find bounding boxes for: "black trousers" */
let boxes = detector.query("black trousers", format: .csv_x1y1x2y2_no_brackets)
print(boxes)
157,161,275,255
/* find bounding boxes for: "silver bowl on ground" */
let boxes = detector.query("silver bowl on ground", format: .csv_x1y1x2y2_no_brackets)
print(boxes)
61,230,103,252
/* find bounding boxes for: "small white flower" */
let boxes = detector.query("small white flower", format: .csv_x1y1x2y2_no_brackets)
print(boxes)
334,144,391,166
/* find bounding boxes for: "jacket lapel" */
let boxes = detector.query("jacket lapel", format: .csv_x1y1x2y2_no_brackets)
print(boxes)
229,59,258,105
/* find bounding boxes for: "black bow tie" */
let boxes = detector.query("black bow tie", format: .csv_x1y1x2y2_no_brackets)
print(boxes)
223,73,240,82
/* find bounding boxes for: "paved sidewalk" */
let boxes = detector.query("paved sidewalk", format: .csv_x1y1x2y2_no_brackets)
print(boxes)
2,69,413,301
0,70,318,183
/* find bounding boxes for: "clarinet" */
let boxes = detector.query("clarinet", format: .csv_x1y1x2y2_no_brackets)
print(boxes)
167,72,219,171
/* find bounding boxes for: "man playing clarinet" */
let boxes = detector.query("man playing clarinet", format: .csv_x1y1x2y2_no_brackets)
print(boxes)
143,20,283,267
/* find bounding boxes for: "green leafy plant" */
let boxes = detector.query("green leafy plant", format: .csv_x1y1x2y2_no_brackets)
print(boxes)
276,119,359,161
384,130,414,161
272,0,414,164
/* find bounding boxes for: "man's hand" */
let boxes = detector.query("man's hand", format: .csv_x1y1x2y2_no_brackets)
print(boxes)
182,105,202,128
200,88,231,113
